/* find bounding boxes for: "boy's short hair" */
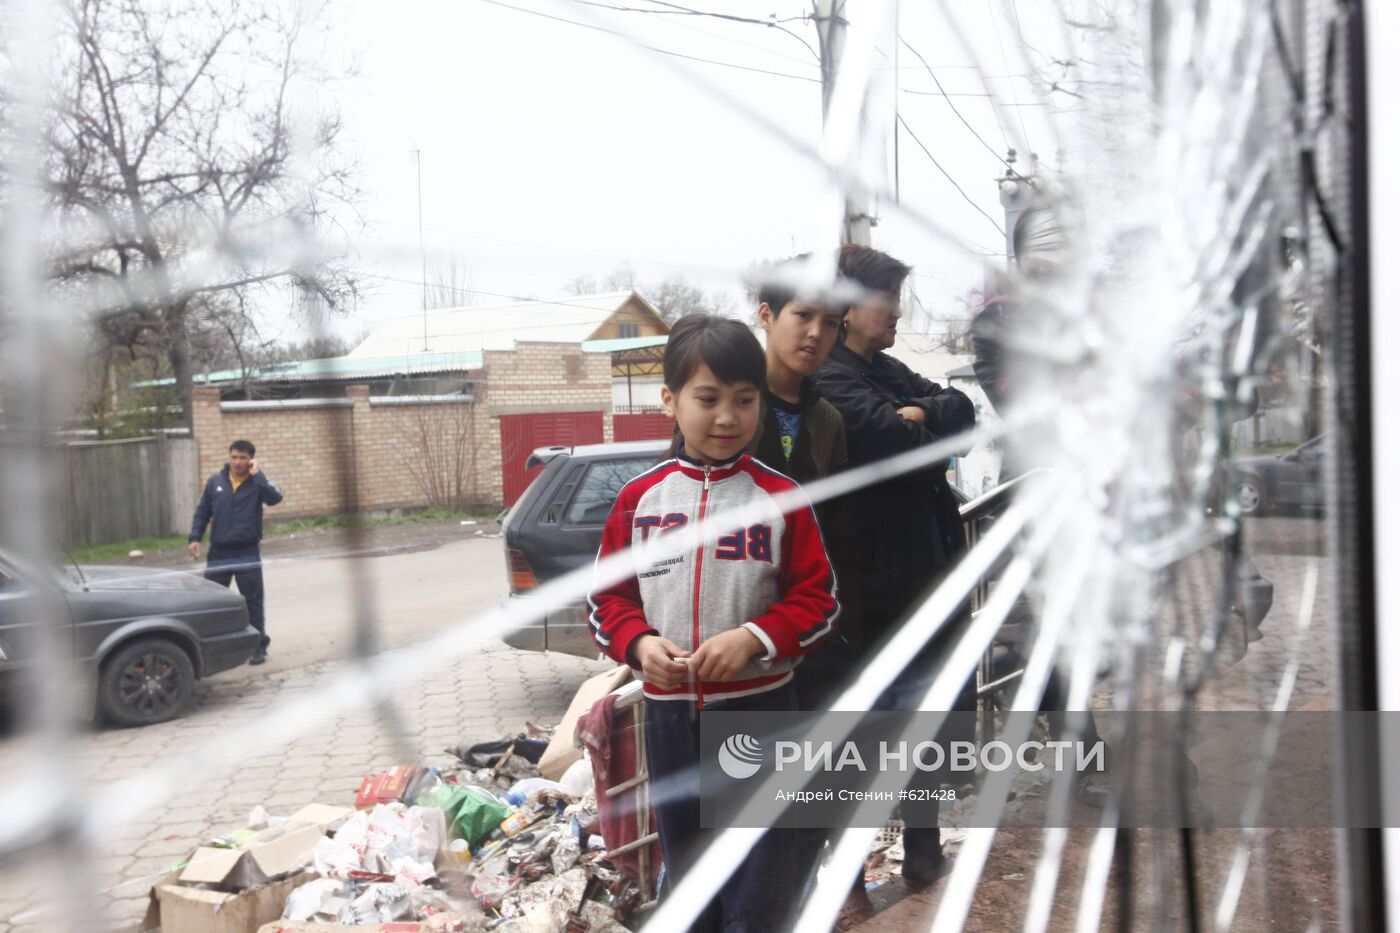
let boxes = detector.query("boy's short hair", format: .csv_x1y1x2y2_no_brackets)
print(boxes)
837,244,912,297
756,254,847,318
663,314,766,391
229,439,256,456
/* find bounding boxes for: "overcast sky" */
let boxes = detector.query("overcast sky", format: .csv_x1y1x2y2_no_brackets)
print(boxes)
298,0,1073,343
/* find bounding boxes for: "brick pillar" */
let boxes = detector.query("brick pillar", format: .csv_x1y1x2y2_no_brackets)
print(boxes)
345,385,371,513
190,387,223,484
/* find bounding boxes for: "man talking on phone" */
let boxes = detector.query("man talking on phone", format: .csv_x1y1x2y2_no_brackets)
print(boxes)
188,439,284,665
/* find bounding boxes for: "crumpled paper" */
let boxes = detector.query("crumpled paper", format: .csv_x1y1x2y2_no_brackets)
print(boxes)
312,803,444,883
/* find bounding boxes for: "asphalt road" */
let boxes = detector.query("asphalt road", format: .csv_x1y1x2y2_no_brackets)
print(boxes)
0,530,614,932
216,530,515,677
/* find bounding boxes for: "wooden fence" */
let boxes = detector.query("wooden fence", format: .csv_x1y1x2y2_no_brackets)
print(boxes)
61,435,199,548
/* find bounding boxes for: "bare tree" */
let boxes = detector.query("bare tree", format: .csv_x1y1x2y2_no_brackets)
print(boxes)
44,0,360,427
425,258,474,309
907,287,976,354
567,273,600,296
568,263,635,296
263,332,359,363
646,276,734,323
739,259,776,304
930,315,975,354
567,263,733,322
384,400,479,512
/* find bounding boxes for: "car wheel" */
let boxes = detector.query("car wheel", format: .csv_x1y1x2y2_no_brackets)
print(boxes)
99,638,196,727
1235,475,1266,515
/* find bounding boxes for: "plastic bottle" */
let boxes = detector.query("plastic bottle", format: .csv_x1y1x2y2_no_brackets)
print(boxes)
499,809,532,837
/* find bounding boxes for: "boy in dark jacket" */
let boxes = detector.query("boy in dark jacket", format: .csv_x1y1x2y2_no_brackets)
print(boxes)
188,439,284,664
747,257,857,713
749,256,850,483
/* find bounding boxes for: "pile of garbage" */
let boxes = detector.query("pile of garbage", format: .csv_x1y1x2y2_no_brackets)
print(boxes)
144,722,650,933
277,743,639,932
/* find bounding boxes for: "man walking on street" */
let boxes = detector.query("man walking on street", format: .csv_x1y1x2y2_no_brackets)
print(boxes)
188,440,284,664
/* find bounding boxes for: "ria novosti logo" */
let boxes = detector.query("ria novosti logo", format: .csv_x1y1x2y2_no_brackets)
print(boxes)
717,733,765,779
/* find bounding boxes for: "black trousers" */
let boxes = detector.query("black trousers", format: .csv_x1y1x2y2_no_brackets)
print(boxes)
644,683,804,933
206,545,268,650
791,597,973,888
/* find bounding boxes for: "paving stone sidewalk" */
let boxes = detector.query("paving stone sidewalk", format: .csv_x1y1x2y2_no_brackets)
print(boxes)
0,639,613,932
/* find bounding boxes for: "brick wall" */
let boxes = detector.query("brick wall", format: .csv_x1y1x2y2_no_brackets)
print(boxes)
189,342,614,516
192,388,356,517
356,391,493,511
481,342,614,505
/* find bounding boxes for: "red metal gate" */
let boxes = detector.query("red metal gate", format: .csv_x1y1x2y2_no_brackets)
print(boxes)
499,411,605,506
612,412,672,442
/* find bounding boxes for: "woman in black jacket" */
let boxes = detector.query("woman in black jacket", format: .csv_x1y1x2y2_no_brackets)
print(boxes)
813,246,975,653
811,244,977,886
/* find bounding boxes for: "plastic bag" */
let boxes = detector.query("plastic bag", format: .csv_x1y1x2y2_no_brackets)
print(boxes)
450,737,549,768
313,811,369,878
312,803,444,880
283,877,351,921
340,883,411,924
416,784,512,847
504,777,563,806
558,757,593,798
471,872,517,910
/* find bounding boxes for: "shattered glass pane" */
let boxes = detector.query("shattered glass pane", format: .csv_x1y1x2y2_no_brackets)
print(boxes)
0,0,1377,930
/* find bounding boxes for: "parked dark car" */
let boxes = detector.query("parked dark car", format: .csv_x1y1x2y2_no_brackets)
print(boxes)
0,551,260,726
1228,435,1328,515
501,440,668,658
501,440,975,658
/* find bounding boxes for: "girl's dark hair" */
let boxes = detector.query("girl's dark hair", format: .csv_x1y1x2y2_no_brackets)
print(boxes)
662,313,766,392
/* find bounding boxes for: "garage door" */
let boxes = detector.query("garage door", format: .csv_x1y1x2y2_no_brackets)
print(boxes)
499,412,605,506
612,412,672,442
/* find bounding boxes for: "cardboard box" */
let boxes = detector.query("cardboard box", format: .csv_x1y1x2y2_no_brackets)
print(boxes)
179,822,329,888
152,870,315,933
178,805,352,888
538,665,632,781
142,804,354,933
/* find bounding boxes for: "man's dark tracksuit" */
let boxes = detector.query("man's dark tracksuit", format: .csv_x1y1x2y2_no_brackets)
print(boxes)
189,466,283,650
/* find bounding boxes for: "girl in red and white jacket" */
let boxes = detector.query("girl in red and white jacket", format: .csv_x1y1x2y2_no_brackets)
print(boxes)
587,313,838,931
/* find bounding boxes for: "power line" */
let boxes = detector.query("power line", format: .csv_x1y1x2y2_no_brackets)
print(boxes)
881,66,1035,75
899,35,1027,175
478,0,820,83
899,88,1049,104
634,0,806,28
985,0,1031,151
895,112,1005,237
572,1,816,68
485,0,993,262
568,0,821,62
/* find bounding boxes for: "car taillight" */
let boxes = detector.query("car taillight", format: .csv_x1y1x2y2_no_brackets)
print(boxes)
507,548,538,592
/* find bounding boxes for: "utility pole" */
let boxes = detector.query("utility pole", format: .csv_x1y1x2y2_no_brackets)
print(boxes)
414,147,428,351
996,149,1040,267
813,0,872,245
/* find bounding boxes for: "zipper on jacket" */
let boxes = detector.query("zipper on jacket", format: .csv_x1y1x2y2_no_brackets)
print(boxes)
692,464,712,710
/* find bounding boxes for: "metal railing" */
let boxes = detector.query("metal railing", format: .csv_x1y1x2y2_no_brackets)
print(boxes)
960,470,1042,743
